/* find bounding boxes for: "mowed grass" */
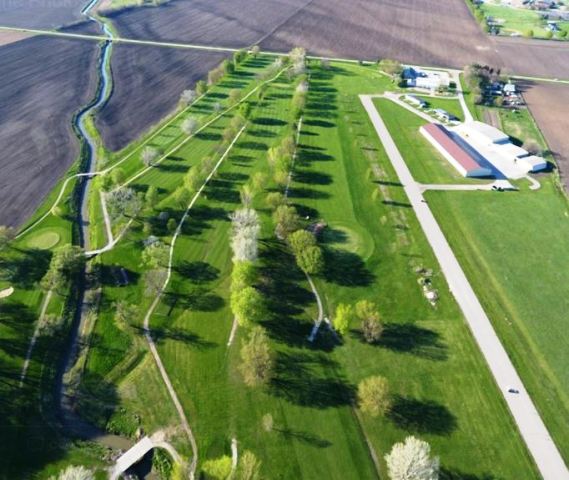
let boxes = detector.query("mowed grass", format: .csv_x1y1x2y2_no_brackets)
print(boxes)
424,103,569,462
374,98,482,185
81,60,540,479
144,77,379,478
286,63,538,478
413,95,465,121
481,2,569,38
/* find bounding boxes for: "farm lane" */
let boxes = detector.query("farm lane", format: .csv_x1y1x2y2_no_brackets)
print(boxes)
360,93,569,480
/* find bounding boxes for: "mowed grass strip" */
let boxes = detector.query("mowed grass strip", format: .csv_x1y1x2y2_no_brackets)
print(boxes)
286,63,538,478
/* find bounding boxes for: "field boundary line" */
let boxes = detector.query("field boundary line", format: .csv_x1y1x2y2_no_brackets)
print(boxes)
142,124,247,479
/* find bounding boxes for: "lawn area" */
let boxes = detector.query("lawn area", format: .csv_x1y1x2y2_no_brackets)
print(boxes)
413,94,465,121
480,2,569,38
285,63,538,478
424,101,569,463
373,98,482,185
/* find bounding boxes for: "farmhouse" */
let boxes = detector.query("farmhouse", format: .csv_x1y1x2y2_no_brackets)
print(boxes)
420,123,492,177
403,67,450,90
404,94,427,108
452,121,547,176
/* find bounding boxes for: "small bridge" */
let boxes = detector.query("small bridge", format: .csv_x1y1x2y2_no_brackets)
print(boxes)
109,433,182,480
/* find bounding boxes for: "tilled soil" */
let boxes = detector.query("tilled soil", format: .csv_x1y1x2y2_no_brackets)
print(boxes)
95,44,227,151
0,24,99,227
0,0,87,29
519,80,569,191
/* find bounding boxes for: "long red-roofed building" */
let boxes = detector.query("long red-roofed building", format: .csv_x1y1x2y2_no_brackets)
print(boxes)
420,123,492,178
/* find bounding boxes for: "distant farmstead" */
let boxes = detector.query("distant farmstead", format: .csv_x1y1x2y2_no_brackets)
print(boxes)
402,67,450,91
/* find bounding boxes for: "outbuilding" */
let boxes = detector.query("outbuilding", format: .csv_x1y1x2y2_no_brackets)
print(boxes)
404,94,427,108
420,123,492,177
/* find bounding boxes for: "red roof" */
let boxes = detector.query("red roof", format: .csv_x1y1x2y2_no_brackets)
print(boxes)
423,123,483,172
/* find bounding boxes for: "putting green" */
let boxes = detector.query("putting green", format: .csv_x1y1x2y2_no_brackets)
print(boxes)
323,223,374,259
27,230,61,250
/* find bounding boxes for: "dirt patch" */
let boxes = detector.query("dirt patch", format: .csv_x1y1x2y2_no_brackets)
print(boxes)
95,44,227,151
0,31,31,47
0,23,99,228
105,0,311,48
0,0,87,29
519,80,569,191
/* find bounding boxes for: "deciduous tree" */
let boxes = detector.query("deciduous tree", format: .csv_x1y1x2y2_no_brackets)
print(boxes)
333,303,354,335
231,261,257,292
385,436,439,480
142,241,170,268
236,450,262,480
273,205,301,239
358,375,391,417
141,146,159,167
231,286,265,327
181,116,200,135
239,326,274,387
295,245,324,275
50,465,94,480
288,229,316,255
356,299,383,343
106,187,143,222
202,455,232,480
0,225,15,250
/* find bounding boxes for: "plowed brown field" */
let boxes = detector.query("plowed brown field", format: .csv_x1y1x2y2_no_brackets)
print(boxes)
95,45,226,151
0,26,98,227
0,0,87,29
520,81,569,190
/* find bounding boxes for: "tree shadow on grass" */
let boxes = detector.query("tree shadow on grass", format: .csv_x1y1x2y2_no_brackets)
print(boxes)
388,395,457,436
0,248,52,288
322,248,374,287
175,261,219,284
135,325,216,349
275,427,332,448
294,170,333,186
164,288,224,313
379,323,447,361
181,205,228,236
440,468,500,480
270,351,355,408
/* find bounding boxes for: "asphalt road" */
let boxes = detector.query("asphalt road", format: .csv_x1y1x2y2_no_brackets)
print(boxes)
360,94,569,480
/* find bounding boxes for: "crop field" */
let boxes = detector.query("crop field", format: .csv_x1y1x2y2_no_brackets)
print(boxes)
0,0,87,29
0,26,99,228
69,56,542,479
104,0,311,48
519,80,569,190
95,45,227,151
492,36,569,79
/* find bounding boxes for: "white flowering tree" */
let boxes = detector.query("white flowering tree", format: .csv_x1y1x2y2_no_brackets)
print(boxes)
50,465,94,480
229,208,260,262
385,436,439,480
181,116,200,136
